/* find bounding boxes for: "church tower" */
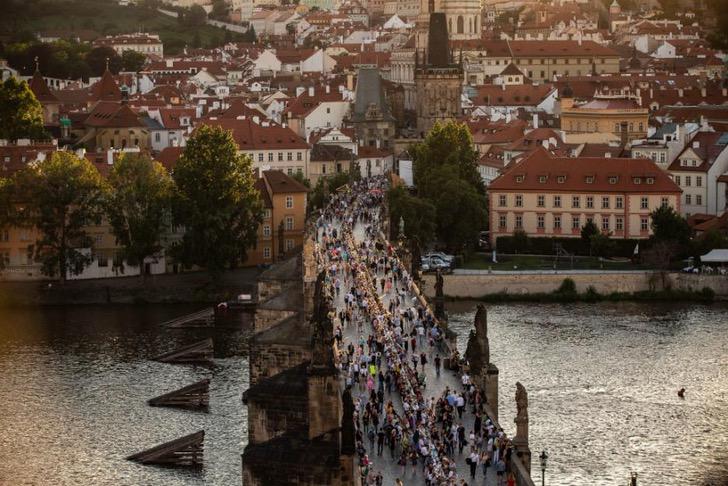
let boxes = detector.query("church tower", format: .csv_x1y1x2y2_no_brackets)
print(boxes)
442,0,481,40
414,11,463,136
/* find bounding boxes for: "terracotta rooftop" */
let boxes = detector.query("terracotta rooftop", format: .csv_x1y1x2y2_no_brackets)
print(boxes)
490,147,681,193
198,117,309,150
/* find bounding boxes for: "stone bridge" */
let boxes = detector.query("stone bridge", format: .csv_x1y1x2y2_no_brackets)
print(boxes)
242,180,536,486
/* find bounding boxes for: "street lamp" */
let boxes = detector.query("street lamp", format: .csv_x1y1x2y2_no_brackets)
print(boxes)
539,450,548,486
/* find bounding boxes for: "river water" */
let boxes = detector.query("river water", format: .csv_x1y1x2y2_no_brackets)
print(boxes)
0,302,727,485
447,301,728,486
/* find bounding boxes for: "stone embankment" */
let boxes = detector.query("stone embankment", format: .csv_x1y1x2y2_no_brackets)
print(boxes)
422,271,728,299
0,268,259,306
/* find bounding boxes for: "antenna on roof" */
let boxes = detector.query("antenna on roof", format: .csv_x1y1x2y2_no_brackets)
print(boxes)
34,56,39,73
105,57,110,72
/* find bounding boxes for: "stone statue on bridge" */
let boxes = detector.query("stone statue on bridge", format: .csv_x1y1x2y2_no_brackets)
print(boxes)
434,270,445,320
464,304,489,373
513,381,532,474
410,237,421,282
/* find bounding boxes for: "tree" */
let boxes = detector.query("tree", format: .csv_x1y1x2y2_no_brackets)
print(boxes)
409,121,487,250
211,0,230,20
242,25,257,43
16,151,105,282
0,77,48,141
86,46,122,75
104,154,174,273
650,205,691,246
121,50,146,73
581,220,599,244
308,172,350,212
512,229,529,254
386,185,436,245
179,5,207,28
432,178,486,252
411,121,484,199
0,178,14,271
589,233,615,258
172,125,263,275
706,0,728,49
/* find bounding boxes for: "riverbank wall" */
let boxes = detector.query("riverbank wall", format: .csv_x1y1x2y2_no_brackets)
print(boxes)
0,268,259,306
422,271,728,300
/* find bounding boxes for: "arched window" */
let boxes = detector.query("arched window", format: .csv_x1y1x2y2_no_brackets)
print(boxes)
457,16,464,34
469,17,473,33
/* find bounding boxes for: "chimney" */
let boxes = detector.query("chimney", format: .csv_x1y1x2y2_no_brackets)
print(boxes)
678,88,684,97
701,87,707,98
325,84,330,94
532,113,538,129
308,86,314,96
693,141,700,149
107,149,114,165
253,115,260,124
605,152,612,158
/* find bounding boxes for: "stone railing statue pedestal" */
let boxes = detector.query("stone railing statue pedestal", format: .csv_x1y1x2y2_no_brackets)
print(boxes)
512,382,532,475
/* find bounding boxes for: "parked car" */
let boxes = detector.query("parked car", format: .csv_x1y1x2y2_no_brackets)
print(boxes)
421,255,452,273
478,231,490,251
424,251,455,263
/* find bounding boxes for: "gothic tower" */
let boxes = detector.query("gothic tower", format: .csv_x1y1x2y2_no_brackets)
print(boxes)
414,11,463,136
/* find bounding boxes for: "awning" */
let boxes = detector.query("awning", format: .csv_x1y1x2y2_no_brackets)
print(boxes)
700,249,728,263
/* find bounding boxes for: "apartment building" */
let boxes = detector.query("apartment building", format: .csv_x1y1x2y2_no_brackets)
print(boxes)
488,148,682,247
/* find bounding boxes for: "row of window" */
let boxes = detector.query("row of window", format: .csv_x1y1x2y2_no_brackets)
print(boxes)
685,194,703,205
500,194,662,210
499,214,650,232
262,216,296,236
673,175,703,187
262,240,295,259
568,121,645,133
257,151,304,162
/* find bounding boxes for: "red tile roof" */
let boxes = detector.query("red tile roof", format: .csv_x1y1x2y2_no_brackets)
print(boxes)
28,71,59,103
668,132,728,172
490,147,681,194
84,102,143,128
198,118,309,150
262,169,309,193
90,69,122,102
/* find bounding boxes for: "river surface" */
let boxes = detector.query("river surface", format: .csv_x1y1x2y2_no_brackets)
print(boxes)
0,305,250,486
0,302,727,485
447,301,728,486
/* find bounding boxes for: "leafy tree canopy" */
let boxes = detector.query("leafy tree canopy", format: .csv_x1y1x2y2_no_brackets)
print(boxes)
0,77,48,141
86,46,122,75
121,50,146,73
172,125,262,275
387,185,436,245
105,153,174,269
15,151,105,281
650,205,691,245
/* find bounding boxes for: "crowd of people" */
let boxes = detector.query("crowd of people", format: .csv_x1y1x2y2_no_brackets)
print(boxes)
314,177,521,486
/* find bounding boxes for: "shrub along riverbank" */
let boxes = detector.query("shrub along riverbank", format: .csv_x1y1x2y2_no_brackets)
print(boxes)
447,278,716,303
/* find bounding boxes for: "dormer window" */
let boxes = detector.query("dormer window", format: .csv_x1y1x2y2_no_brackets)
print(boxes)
538,175,547,183
515,175,524,183
646,177,655,184
633,177,641,184
557,176,565,183
608,176,618,184
585,176,594,184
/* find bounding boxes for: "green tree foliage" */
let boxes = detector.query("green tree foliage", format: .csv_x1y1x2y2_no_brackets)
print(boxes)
411,121,484,199
0,77,48,141
242,25,257,43
409,121,487,251
589,232,616,258
179,5,207,28
431,178,486,251
105,154,174,270
15,151,105,281
0,178,14,271
172,125,262,275
4,40,92,80
386,185,436,244
581,220,599,244
211,0,230,20
706,0,728,48
512,229,529,253
694,228,728,257
650,205,691,245
86,46,122,75
121,50,147,73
